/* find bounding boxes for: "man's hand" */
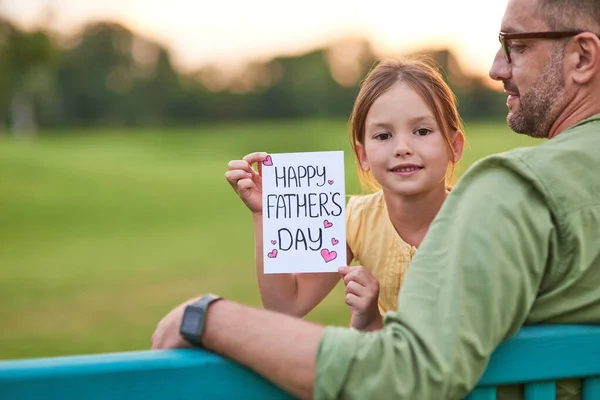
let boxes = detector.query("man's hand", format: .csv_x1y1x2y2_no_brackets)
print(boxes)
150,297,321,399
151,298,198,350
338,266,383,331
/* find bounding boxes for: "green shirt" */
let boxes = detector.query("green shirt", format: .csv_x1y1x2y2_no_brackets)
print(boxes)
315,114,600,400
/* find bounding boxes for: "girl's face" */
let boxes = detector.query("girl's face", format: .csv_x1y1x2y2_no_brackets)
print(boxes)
356,82,464,197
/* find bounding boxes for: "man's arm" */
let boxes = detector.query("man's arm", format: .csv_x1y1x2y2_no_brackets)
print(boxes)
153,157,555,400
315,157,555,399
204,300,324,399
151,297,325,399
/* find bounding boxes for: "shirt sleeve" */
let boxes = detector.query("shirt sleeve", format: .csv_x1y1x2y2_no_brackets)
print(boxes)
314,157,556,400
345,195,362,262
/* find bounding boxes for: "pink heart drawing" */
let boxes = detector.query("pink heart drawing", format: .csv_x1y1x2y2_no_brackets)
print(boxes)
320,249,337,263
328,180,334,185
331,238,339,246
323,220,333,228
262,155,273,166
267,249,278,258
271,240,277,245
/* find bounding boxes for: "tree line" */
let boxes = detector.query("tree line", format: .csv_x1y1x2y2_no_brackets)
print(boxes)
0,18,507,135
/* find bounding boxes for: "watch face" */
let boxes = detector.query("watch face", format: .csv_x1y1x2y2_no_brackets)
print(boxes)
182,308,204,335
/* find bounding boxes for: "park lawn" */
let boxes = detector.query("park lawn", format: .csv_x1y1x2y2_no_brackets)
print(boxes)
0,118,540,360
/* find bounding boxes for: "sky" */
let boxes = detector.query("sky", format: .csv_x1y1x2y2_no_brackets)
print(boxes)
1,0,509,79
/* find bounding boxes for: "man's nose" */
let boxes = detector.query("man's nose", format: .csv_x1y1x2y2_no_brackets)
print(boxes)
489,49,511,82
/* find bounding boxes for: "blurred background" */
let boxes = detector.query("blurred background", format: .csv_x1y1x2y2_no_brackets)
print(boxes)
0,0,540,360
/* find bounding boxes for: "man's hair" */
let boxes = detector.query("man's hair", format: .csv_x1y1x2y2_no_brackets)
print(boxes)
538,0,600,32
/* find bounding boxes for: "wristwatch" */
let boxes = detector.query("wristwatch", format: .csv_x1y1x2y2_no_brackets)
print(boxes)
179,294,223,347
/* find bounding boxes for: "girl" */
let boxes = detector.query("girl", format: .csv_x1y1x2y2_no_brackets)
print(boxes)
225,57,465,331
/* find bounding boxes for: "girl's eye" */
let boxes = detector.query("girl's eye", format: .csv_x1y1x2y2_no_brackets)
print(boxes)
414,128,432,136
374,132,392,140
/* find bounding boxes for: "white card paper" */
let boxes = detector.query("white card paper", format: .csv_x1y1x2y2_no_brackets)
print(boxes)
261,151,346,274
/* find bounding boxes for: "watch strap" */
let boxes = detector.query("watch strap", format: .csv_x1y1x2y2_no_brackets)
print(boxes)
179,294,222,346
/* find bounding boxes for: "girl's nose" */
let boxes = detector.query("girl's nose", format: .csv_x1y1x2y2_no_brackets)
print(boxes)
394,136,413,157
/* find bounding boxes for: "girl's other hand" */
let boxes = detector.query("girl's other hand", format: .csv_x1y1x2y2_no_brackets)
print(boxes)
338,266,383,331
225,152,267,214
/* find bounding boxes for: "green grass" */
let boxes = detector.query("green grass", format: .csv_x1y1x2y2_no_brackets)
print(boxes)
0,118,540,360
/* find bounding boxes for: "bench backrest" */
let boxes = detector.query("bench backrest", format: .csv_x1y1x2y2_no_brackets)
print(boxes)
1,325,599,399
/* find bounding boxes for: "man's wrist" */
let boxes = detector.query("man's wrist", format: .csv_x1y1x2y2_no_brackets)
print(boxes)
199,298,228,350
179,294,223,347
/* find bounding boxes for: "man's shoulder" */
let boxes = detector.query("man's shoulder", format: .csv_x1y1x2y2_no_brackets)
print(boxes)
460,117,600,217
470,116,600,179
464,145,542,183
451,143,552,211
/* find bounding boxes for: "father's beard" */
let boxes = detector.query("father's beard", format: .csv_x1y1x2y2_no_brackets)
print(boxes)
507,47,567,139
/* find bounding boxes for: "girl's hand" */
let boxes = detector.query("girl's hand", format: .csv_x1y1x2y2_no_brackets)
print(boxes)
338,266,383,331
225,152,267,214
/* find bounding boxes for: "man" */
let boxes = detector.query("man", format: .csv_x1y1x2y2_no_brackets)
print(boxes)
151,0,600,398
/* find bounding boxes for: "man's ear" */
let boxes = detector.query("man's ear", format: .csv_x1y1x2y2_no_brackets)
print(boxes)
569,32,600,85
451,131,465,162
355,142,370,171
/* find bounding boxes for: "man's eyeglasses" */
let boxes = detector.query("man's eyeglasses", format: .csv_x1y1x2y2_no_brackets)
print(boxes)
499,31,585,63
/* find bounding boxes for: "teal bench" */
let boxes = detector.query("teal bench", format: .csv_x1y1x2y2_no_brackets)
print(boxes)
1,325,599,399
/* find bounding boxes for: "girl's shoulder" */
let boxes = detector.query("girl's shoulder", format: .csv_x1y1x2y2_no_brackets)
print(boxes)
347,191,385,212
346,191,387,259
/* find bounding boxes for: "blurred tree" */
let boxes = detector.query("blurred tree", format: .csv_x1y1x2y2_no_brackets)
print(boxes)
0,18,15,131
409,48,507,121
55,22,201,127
0,18,58,137
0,16,506,131
57,22,140,125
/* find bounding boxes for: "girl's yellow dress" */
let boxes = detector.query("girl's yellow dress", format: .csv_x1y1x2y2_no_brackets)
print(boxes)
346,190,417,313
